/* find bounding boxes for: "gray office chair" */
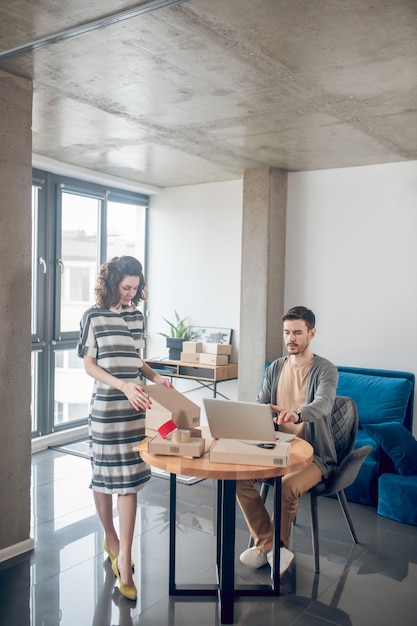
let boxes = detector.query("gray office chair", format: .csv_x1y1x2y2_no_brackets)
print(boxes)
248,396,372,573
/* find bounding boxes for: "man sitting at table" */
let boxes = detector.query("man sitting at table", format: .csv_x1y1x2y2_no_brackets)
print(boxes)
237,306,338,576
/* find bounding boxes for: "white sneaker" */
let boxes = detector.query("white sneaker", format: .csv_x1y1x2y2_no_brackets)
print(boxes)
267,547,294,577
239,547,268,569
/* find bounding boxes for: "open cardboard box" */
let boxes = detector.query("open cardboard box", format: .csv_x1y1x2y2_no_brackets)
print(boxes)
142,384,200,436
209,438,291,467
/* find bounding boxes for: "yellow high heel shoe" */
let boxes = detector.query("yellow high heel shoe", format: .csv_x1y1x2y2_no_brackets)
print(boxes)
103,539,135,569
111,558,137,601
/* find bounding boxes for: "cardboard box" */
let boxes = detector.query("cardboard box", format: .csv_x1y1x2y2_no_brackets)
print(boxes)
143,384,201,435
209,438,291,467
182,341,202,353
203,343,232,355
199,353,229,366
148,429,205,457
180,352,200,363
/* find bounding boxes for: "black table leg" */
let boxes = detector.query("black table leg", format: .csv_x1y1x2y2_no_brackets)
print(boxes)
271,476,282,593
169,472,177,595
167,472,282,624
216,479,223,570
218,479,236,624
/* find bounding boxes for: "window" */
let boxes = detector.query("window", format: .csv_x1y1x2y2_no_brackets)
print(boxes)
31,170,148,437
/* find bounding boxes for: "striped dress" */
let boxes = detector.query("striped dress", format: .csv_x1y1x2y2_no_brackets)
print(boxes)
77,304,151,494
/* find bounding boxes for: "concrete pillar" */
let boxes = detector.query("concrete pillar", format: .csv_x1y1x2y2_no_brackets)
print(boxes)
238,167,287,401
0,68,34,561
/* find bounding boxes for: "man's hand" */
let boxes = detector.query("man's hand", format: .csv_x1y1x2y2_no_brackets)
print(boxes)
270,404,300,425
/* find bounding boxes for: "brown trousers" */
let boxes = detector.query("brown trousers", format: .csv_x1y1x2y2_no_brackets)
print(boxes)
236,462,323,551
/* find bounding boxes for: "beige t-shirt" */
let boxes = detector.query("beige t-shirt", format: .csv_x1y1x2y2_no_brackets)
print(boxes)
276,357,313,438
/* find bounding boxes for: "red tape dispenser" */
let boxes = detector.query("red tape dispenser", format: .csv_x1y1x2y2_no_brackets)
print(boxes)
158,419,179,439
158,419,192,443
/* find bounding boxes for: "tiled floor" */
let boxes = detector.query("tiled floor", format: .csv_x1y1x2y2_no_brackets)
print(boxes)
1,447,417,626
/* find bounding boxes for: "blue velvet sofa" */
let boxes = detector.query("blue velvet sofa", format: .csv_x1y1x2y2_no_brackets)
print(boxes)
336,366,417,525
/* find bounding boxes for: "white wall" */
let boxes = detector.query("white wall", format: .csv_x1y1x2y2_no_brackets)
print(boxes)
145,179,243,365
145,161,417,430
285,161,417,375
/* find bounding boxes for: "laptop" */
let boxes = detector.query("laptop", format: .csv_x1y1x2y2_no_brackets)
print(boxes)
203,398,296,443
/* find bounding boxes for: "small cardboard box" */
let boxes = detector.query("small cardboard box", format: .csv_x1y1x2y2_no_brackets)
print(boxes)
143,384,201,435
182,341,202,353
203,343,232,356
209,438,291,467
148,429,205,457
180,352,200,363
199,353,229,366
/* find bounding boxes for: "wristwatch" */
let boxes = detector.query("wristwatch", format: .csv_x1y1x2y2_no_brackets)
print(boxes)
293,409,303,423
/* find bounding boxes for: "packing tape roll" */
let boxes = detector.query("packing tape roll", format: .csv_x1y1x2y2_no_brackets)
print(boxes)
158,419,178,439
171,429,191,444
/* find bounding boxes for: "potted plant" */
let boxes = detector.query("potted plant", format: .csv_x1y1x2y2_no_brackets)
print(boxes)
158,310,191,360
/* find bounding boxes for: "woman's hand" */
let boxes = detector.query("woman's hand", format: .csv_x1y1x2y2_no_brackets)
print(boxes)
121,374,172,410
121,381,152,411
153,373,173,387
140,362,173,388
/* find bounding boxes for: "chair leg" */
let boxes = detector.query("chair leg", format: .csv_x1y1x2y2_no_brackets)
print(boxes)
336,490,358,543
309,492,320,573
247,481,270,548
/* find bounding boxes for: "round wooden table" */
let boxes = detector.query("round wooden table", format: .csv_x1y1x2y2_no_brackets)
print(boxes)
141,436,312,480
141,438,313,624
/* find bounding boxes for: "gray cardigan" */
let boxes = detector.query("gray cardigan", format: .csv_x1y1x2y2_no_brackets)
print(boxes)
257,355,339,479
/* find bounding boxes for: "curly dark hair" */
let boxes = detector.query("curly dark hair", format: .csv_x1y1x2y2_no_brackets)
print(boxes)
95,256,147,308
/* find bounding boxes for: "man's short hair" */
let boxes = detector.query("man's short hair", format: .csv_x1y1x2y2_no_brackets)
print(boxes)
282,306,316,331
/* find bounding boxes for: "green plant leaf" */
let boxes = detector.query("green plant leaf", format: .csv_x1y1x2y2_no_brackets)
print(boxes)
157,310,191,339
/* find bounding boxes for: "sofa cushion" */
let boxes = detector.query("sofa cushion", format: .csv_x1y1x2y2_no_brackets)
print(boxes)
344,454,379,506
378,473,417,526
363,422,417,476
344,430,381,506
336,373,412,426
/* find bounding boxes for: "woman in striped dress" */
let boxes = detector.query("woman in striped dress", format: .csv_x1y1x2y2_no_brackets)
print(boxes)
78,256,171,601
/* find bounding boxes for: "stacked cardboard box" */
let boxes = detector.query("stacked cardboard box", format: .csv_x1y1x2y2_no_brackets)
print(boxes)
180,341,202,363
180,341,232,365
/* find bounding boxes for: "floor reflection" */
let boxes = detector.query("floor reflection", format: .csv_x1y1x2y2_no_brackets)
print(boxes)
1,448,417,626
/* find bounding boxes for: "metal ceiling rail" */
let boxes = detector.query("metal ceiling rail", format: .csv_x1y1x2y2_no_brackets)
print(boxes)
0,0,188,60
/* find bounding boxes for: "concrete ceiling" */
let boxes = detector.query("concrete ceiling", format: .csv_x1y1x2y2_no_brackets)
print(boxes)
1,0,416,189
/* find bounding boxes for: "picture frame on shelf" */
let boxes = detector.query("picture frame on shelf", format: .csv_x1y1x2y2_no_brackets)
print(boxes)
189,327,232,345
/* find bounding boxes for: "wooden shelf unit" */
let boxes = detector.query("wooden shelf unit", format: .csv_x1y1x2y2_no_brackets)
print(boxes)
146,359,238,382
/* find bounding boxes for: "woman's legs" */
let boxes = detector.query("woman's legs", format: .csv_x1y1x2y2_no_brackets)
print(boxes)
116,493,138,586
94,490,138,587
93,491,120,557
